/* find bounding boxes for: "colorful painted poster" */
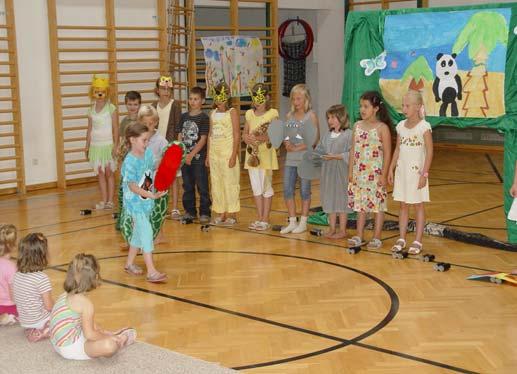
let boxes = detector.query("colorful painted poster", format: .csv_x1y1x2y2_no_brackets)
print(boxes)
201,36,264,97
380,9,510,118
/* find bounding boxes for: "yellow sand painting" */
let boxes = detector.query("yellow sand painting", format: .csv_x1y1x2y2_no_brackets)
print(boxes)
380,71,505,119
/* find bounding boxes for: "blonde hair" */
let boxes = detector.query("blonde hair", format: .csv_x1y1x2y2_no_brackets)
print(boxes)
17,233,48,273
326,104,350,130
405,90,424,105
64,253,101,294
137,104,159,123
288,84,312,118
0,224,16,256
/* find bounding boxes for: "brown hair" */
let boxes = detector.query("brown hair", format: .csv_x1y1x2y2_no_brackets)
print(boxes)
154,76,172,97
326,104,350,130
64,253,101,294
360,91,393,128
0,224,17,256
211,81,232,110
251,83,271,111
125,90,141,104
119,122,150,162
17,233,48,273
190,86,205,100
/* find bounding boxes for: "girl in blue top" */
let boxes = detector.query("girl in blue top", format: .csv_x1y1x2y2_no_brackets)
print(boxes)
121,123,167,283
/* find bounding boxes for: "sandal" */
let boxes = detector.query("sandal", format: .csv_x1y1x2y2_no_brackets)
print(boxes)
116,327,137,347
391,238,406,252
124,264,143,276
367,238,383,249
220,217,237,226
104,201,114,209
146,272,167,283
95,201,106,210
347,236,362,247
408,240,423,255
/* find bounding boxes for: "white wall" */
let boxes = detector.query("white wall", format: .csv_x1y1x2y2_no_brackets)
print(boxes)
13,0,56,185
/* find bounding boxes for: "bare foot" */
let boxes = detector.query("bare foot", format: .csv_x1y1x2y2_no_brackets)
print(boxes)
153,237,166,245
324,230,336,238
330,231,347,239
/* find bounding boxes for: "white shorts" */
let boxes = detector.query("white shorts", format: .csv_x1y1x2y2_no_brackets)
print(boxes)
53,333,91,360
248,169,274,198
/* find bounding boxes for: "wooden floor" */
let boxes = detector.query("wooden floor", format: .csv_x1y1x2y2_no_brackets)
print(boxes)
2,149,517,373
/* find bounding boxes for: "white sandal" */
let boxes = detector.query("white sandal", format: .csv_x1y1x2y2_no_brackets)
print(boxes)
408,240,423,255
347,236,362,247
391,238,406,252
367,238,382,249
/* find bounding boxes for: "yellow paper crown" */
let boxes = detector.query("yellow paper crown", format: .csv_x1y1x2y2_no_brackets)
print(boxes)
251,86,266,105
91,75,109,89
159,75,173,88
211,85,228,103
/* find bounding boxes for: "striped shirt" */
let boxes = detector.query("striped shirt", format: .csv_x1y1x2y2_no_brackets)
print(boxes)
50,293,82,348
12,271,52,328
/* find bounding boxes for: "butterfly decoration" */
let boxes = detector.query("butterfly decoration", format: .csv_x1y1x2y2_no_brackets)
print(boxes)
360,51,387,76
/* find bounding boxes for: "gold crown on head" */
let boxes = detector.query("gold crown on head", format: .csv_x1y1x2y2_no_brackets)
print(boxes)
159,75,173,88
251,86,266,105
211,85,228,103
91,75,109,89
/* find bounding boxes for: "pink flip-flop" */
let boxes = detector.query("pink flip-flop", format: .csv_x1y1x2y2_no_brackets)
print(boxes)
117,328,137,347
146,272,167,283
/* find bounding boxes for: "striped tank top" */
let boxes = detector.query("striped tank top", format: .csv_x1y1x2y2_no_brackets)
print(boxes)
49,293,82,347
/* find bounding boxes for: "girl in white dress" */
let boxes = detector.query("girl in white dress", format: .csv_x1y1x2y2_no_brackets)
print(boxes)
388,90,433,254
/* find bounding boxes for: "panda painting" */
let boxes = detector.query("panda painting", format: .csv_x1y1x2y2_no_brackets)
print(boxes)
432,53,463,117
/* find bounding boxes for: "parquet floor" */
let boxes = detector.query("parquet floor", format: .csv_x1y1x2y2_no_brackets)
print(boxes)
2,149,517,373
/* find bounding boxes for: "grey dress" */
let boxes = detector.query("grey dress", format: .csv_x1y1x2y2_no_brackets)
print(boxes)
318,129,353,213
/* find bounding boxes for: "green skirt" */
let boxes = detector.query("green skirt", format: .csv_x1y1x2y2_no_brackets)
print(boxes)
120,194,170,242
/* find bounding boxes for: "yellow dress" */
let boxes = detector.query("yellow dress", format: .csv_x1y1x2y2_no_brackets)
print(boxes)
209,108,240,213
244,108,279,170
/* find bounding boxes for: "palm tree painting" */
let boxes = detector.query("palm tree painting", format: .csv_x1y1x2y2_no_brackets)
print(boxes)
452,11,508,117
401,56,434,91
380,8,510,118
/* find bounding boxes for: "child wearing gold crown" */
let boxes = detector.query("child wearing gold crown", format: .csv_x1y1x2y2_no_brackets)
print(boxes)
242,83,279,231
152,75,182,220
206,82,241,226
85,75,119,210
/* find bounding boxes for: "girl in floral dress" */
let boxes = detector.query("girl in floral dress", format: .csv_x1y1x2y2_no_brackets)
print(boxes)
347,91,392,249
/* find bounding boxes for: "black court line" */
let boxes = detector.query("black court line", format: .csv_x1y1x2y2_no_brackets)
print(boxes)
384,208,506,230
485,153,503,183
439,204,504,225
48,251,476,373
17,212,114,233
45,223,115,238
39,203,505,274
216,224,500,274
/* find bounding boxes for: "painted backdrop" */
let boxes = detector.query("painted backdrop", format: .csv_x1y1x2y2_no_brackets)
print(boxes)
342,3,517,242
201,36,264,98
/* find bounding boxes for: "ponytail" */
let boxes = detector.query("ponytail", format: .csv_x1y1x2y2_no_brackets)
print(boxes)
360,90,393,128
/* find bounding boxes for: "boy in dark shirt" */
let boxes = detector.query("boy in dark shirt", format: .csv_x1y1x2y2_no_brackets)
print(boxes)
176,87,211,223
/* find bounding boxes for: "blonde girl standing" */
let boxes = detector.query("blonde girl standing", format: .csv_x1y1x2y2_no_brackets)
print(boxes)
388,90,433,254
281,84,319,234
